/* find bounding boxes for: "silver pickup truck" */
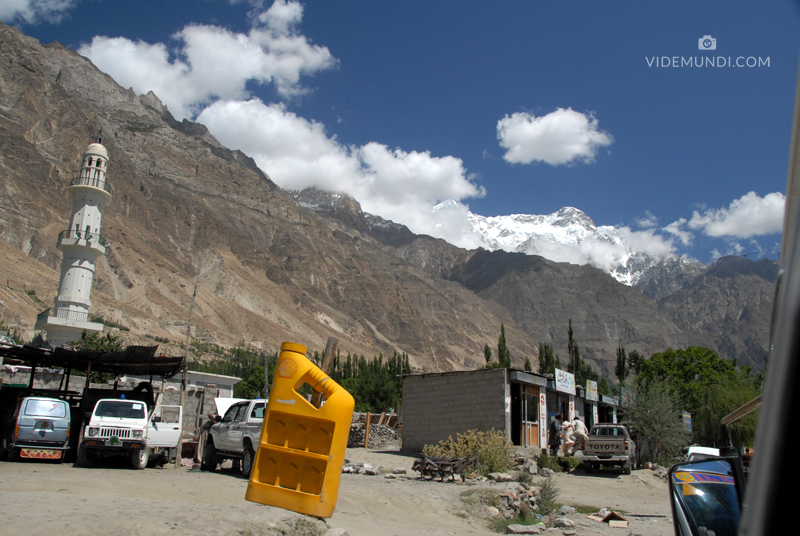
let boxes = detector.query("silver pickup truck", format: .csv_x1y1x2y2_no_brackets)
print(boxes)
202,398,266,477
581,423,637,475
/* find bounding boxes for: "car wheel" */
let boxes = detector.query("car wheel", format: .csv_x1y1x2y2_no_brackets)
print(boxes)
76,443,96,467
7,447,20,462
131,448,149,470
242,444,255,478
201,440,218,471
623,459,632,475
584,462,594,473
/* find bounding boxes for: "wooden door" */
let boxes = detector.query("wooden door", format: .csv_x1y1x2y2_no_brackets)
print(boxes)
521,386,539,448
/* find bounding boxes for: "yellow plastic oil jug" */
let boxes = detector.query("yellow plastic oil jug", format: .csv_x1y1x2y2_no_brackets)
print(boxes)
246,341,355,518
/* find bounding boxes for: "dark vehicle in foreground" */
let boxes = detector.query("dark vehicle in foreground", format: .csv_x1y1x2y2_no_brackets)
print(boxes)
1,396,71,462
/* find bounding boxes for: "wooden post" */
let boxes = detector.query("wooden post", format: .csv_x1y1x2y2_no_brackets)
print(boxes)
378,411,386,426
176,275,198,470
27,362,36,390
311,337,338,408
364,411,371,449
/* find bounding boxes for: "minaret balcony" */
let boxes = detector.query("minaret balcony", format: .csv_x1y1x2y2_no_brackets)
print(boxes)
69,176,111,199
35,307,105,331
57,229,107,253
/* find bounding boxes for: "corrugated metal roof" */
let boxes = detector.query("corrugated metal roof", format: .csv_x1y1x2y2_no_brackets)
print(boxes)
0,344,184,378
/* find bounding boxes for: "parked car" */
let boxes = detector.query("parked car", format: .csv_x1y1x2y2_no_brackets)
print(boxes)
202,398,266,477
580,423,637,475
78,398,182,469
0,396,71,462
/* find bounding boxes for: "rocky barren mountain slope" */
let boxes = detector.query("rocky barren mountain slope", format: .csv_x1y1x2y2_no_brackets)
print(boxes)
0,23,534,370
0,23,775,373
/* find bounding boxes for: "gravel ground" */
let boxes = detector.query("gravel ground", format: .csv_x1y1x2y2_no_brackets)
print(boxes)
0,448,674,536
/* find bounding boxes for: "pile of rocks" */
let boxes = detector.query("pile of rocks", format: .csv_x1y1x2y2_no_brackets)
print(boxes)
347,422,400,448
341,461,408,477
486,480,542,519
512,456,539,475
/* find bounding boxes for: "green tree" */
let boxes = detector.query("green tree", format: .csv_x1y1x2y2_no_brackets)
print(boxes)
622,378,691,465
68,331,124,383
567,319,579,375
484,344,492,366
615,343,628,386
331,351,411,412
497,323,511,368
538,343,560,375
72,330,123,352
565,320,599,386
628,350,645,376
597,376,612,396
640,347,737,414
523,355,532,372
693,373,761,448
234,364,266,399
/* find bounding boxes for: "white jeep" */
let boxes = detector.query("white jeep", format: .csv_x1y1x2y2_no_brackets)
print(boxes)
77,398,182,469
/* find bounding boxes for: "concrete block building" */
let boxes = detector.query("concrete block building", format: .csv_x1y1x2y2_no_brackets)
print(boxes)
401,367,620,452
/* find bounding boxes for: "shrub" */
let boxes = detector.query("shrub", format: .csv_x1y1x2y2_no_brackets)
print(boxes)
557,456,581,472
536,477,560,515
422,428,515,475
538,452,560,472
515,469,533,485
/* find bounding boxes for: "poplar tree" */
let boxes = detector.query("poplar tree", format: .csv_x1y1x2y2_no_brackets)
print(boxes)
497,323,511,368
615,343,628,386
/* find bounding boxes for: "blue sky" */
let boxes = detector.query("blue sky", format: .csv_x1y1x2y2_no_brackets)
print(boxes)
5,0,799,265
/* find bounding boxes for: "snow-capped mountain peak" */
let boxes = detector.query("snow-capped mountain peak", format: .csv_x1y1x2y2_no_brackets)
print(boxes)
467,207,697,286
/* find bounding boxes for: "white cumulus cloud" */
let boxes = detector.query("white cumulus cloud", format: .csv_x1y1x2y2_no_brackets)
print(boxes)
687,191,785,238
197,99,486,247
0,0,74,25
662,218,693,246
497,108,613,166
77,0,336,120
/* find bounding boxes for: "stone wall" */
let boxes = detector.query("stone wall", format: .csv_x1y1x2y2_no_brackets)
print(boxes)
401,368,509,452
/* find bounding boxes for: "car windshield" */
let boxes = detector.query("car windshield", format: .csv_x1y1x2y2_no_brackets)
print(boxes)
671,460,740,536
24,399,67,418
94,400,146,419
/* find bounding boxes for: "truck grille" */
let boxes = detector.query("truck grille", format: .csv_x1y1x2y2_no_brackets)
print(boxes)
99,427,132,439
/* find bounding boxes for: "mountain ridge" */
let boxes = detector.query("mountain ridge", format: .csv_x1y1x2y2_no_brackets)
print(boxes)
0,22,775,375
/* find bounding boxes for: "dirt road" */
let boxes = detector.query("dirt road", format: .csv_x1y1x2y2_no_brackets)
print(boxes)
0,448,674,536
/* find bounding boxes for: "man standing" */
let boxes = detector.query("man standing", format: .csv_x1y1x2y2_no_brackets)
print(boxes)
548,413,562,456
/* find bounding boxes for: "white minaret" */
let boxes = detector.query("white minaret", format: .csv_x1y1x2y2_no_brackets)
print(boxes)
35,136,112,347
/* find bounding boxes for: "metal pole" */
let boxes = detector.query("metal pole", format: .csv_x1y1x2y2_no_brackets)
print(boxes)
175,274,198,470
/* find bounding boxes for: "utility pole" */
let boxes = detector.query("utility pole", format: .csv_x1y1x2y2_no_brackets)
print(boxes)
175,274,198,470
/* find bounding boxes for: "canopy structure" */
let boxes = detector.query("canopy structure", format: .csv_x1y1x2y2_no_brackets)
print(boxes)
0,344,184,379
